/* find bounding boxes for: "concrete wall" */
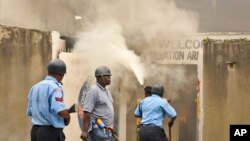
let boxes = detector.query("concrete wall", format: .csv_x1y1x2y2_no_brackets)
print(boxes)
0,24,52,141
203,39,250,141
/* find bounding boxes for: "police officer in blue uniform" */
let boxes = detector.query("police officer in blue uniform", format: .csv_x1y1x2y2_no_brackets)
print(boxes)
26,59,71,141
134,84,177,141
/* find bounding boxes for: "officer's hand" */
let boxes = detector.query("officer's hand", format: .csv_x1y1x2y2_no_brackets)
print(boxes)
64,117,71,126
112,129,117,135
168,116,176,127
168,121,174,127
80,131,88,141
59,109,71,126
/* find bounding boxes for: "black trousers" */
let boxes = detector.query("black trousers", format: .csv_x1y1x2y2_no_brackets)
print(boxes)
31,125,65,141
140,125,168,141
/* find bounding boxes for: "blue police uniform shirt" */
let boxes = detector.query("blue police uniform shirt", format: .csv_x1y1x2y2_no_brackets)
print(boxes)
26,76,66,128
134,94,177,128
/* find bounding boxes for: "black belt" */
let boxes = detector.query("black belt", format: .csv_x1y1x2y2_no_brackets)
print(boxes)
33,125,63,131
140,124,157,127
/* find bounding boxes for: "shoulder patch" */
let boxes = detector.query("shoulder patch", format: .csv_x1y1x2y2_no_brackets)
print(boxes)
55,97,63,102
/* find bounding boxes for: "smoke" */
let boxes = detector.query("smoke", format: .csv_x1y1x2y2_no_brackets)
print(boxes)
0,0,79,34
66,1,199,140
66,0,199,117
75,0,199,55
0,0,42,28
71,0,198,86
73,20,145,85
0,0,199,140
111,0,198,42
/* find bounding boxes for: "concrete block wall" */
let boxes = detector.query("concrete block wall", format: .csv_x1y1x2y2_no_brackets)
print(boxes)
0,24,52,141
203,39,250,141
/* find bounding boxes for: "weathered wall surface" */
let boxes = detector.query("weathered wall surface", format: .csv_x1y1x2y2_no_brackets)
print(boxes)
203,39,250,141
0,24,52,141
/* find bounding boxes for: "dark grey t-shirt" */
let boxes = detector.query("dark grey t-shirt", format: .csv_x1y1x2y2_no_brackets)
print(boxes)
83,82,114,128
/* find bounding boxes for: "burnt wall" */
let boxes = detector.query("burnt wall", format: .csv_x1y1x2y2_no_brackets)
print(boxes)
0,24,52,140
203,39,250,141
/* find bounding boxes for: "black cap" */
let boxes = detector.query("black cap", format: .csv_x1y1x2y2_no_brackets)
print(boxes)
151,84,164,97
95,66,111,77
144,86,152,94
47,59,66,74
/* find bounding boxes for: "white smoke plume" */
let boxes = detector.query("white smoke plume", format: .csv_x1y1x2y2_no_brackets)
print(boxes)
71,0,199,86
73,20,145,85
